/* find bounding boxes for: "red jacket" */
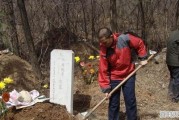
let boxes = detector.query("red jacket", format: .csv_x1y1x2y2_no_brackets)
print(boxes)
98,33,147,93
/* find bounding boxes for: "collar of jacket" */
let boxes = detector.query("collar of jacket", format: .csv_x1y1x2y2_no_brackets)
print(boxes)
109,33,120,49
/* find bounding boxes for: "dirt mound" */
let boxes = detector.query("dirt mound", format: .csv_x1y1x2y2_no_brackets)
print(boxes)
0,53,75,120
0,53,39,91
4,103,73,120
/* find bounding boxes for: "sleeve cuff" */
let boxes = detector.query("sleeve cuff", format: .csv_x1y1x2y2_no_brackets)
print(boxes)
138,55,148,61
101,86,111,93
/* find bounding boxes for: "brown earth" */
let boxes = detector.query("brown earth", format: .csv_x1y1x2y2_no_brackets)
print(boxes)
0,48,179,120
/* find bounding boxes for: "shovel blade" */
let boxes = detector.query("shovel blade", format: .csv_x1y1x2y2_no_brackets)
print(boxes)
75,113,85,120
75,112,97,120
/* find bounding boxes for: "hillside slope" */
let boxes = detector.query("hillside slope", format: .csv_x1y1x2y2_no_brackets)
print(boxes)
0,49,179,120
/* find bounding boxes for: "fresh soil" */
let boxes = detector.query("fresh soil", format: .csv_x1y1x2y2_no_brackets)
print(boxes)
0,48,179,120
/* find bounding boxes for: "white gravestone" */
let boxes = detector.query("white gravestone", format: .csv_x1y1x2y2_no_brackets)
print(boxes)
50,49,74,114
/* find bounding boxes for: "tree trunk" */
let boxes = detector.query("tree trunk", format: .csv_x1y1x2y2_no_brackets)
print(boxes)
4,0,20,55
91,0,96,41
175,0,179,27
138,0,146,42
63,0,70,29
110,0,118,32
17,0,42,80
80,0,88,39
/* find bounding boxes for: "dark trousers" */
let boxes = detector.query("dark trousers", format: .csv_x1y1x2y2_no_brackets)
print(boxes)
108,75,137,120
167,65,179,102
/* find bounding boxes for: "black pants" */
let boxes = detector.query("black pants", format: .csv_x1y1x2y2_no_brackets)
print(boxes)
167,65,179,102
108,75,137,120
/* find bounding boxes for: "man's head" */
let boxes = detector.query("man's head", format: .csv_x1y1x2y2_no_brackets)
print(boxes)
98,27,113,47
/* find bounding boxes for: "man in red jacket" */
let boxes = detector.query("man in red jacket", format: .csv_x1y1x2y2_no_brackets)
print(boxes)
98,27,148,120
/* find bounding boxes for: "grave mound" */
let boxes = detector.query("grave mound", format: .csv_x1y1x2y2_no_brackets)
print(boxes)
0,53,76,120
4,103,75,120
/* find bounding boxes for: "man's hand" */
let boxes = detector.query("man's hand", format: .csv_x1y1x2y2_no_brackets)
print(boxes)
140,60,148,65
105,93,111,99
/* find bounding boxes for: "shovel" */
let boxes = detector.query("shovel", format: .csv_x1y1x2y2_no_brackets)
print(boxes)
76,52,156,120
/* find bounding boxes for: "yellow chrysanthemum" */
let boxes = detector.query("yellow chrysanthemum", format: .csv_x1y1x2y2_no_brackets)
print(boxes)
96,56,100,59
83,70,87,75
0,82,6,90
90,69,95,74
88,56,95,60
43,84,48,89
3,77,13,84
74,56,80,62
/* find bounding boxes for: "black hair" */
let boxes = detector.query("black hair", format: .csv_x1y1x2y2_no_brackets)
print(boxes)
98,27,112,39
